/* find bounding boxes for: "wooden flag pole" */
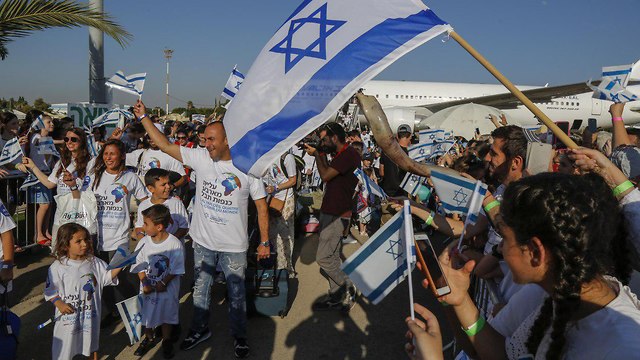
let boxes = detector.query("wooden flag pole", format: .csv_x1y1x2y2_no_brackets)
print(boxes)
448,31,578,149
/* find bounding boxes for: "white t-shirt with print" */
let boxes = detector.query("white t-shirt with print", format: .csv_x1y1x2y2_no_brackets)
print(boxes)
135,197,189,237
126,148,186,179
483,184,506,255
131,234,185,327
90,170,147,251
181,147,266,252
44,257,117,359
263,153,296,201
0,199,16,260
491,277,640,359
48,157,96,196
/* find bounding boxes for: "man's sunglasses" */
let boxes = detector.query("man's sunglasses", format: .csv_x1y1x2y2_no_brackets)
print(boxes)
64,137,80,143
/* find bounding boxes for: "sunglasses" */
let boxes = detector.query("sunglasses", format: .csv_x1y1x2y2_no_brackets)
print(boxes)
64,137,80,143
177,136,187,140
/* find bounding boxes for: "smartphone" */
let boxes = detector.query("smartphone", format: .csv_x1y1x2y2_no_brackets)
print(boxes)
415,234,451,297
587,118,597,133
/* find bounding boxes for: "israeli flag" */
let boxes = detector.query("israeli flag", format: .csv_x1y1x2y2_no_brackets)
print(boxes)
93,108,134,128
430,170,487,223
418,129,445,144
83,124,100,158
222,66,245,101
429,139,455,158
400,172,427,197
19,173,40,191
105,71,147,97
0,137,23,166
354,168,386,200
225,0,452,176
192,114,206,124
408,142,432,162
342,203,415,304
588,63,639,103
31,115,45,131
107,244,144,270
116,295,144,345
37,137,60,157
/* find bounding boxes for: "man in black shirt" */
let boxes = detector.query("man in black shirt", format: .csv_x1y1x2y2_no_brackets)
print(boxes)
379,124,412,196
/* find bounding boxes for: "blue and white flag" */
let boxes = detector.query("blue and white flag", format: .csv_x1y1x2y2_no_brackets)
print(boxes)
354,168,386,200
0,137,23,166
410,129,454,160
408,142,432,162
430,170,487,222
418,129,445,144
93,108,134,128
222,66,245,101
400,172,428,197
342,204,415,305
225,0,452,176
430,139,455,158
37,136,60,157
105,71,147,97
107,244,144,270
31,115,45,132
116,295,144,345
19,173,40,191
192,114,206,124
82,124,99,157
588,63,640,103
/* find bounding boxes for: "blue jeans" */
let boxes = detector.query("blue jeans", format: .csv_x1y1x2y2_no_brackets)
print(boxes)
191,242,247,339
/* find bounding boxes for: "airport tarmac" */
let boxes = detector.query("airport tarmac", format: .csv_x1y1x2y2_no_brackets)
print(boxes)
9,232,452,360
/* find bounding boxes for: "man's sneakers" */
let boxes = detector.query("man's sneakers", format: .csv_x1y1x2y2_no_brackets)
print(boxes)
179,328,211,351
341,235,357,245
312,284,358,312
234,338,250,358
343,284,359,312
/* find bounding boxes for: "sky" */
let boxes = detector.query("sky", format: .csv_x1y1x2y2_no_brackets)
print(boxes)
1,0,638,110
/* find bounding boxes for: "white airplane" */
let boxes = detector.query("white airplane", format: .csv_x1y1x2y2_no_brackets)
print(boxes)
358,79,640,135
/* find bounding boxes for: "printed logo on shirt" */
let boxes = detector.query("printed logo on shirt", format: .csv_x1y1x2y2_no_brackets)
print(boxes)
146,254,170,285
0,203,10,217
148,158,161,170
80,273,97,301
221,172,241,195
82,175,91,188
111,183,129,203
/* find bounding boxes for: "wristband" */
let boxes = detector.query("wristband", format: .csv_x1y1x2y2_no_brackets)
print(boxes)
613,180,635,197
612,117,624,122
462,315,486,336
159,280,167,287
138,114,148,121
425,211,435,227
50,296,61,304
69,184,78,191
0,262,14,269
484,200,500,213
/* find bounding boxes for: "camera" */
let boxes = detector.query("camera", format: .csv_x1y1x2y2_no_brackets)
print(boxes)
297,139,319,150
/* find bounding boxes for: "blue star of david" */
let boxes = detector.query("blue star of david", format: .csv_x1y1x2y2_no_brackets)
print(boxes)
453,188,468,206
610,92,620,102
270,3,346,73
419,148,425,155
612,77,622,85
386,238,403,260
429,134,436,140
2,149,8,157
133,314,142,323
235,81,242,90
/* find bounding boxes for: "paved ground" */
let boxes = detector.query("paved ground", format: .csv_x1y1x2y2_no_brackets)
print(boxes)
9,230,454,360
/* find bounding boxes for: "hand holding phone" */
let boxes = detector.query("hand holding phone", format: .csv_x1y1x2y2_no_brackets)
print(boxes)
414,235,450,297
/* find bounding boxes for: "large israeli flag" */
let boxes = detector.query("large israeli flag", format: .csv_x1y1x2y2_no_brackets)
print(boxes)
342,205,415,305
225,0,452,176
106,71,147,97
0,137,23,166
430,170,487,223
222,66,245,101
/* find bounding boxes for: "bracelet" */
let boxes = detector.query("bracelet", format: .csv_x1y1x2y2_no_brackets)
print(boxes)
159,280,167,287
484,200,500,213
462,315,486,336
50,296,61,304
425,211,435,227
613,180,635,197
0,263,13,269
612,117,624,122
138,114,148,121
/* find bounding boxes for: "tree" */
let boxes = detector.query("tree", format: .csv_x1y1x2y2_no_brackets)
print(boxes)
186,101,193,110
0,0,132,60
32,97,50,112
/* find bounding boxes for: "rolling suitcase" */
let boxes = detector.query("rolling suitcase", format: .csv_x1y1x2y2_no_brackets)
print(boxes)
246,256,290,318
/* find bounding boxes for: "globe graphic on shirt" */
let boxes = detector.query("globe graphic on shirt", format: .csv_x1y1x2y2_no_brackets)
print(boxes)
147,254,170,281
221,173,241,195
148,158,161,169
111,183,129,203
80,273,97,301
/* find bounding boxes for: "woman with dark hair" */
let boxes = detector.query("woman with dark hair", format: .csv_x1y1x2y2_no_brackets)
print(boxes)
405,172,640,359
0,112,28,150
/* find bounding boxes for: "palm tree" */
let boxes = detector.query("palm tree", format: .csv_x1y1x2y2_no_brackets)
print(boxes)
0,0,132,60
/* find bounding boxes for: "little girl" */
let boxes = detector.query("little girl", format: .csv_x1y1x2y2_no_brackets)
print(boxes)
44,223,122,360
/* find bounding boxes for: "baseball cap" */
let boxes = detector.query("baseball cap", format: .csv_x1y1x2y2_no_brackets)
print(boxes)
610,145,640,181
397,124,412,135
362,153,374,161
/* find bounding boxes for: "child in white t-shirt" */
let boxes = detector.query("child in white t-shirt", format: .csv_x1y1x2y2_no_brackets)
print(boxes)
131,204,185,359
134,168,189,240
44,223,122,360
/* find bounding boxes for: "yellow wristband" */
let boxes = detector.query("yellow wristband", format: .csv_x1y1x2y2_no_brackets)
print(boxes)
462,315,486,336
425,211,435,226
484,200,500,213
613,180,634,197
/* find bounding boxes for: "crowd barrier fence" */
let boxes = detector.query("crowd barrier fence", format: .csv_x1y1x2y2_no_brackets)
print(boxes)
0,173,41,252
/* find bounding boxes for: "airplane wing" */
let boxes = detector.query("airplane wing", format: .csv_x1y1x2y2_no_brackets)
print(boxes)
422,81,601,112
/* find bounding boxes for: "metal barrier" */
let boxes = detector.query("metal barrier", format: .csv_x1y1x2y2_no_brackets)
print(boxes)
0,173,41,252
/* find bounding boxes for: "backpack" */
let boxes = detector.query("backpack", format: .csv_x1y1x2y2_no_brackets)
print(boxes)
280,153,305,192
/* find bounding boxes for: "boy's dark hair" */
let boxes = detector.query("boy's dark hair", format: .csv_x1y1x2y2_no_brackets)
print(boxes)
128,122,145,135
144,168,171,187
142,204,172,228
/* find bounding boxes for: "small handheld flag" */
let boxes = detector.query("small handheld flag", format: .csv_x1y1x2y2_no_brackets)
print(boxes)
221,66,245,101
83,124,99,157
0,137,23,166
107,244,144,270
116,295,144,345
400,173,428,197
19,173,40,191
588,63,639,103
430,170,487,220
93,108,134,128
30,115,45,132
37,137,60,157
105,71,146,97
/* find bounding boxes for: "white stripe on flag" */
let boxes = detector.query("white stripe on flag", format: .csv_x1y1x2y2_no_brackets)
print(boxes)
400,172,426,197
430,170,486,215
222,66,245,101
105,71,147,96
0,137,23,166
226,0,452,176
116,295,143,345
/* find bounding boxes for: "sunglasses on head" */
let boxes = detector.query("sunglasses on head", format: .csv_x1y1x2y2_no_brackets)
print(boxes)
64,137,80,143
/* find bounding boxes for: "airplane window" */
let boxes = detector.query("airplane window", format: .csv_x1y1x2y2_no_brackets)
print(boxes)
396,95,398,99
376,94,379,98
561,102,564,106
410,96,414,99
386,95,389,99
400,95,404,99
576,102,579,106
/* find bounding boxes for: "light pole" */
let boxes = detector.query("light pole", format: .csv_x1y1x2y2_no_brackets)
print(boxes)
89,0,106,104
164,49,174,116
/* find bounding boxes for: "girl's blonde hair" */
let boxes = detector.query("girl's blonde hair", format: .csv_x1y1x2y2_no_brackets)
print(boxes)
53,223,93,262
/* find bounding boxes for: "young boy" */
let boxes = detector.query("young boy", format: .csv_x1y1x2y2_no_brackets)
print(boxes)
131,204,185,358
134,168,189,240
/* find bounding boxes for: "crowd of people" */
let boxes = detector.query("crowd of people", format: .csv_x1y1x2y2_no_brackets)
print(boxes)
0,98,639,359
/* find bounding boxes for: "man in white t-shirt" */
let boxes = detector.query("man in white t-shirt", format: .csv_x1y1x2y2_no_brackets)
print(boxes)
134,100,269,359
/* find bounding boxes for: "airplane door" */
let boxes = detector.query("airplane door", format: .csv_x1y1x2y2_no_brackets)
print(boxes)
591,98,602,115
